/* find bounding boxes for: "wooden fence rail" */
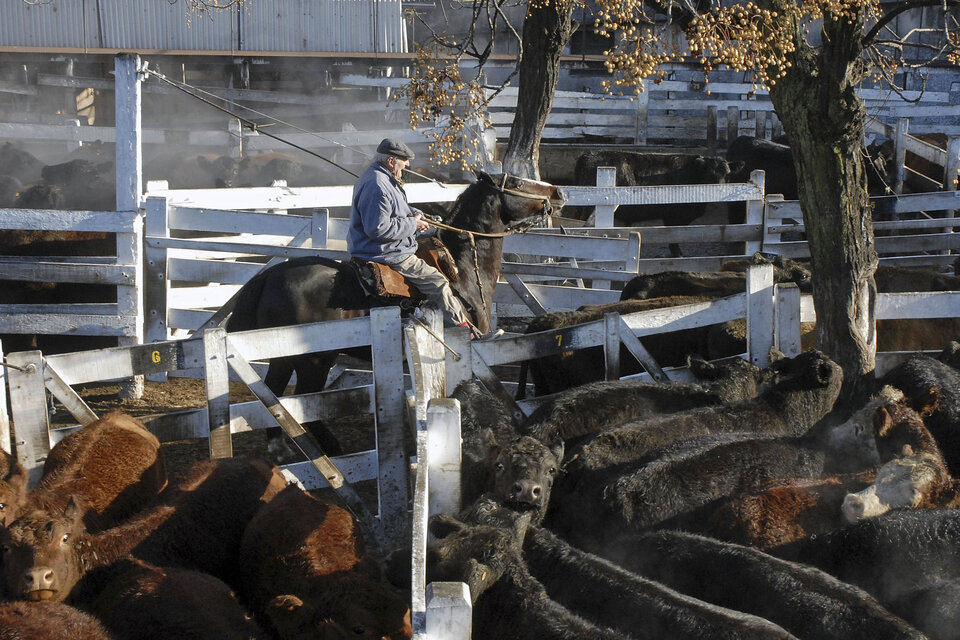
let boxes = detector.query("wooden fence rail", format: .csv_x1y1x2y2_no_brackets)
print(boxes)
3,308,409,549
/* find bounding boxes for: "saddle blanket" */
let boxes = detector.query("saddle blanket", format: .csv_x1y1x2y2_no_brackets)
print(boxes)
352,237,458,300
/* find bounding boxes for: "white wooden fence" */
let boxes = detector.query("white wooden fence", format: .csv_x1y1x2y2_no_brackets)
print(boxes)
0,208,142,340
3,308,409,549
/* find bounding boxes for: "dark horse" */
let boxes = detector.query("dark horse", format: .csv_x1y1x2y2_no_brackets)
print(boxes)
225,171,564,452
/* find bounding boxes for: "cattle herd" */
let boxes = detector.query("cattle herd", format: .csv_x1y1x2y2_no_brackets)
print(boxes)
0,412,413,639
3,134,960,638
402,339,960,640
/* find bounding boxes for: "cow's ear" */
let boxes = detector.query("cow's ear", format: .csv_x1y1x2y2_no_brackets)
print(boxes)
548,437,565,464
267,594,305,617
481,429,499,456
914,385,940,417
686,354,712,378
463,558,502,604
873,406,893,437
901,444,915,457
429,513,466,539
64,496,79,520
5,463,28,500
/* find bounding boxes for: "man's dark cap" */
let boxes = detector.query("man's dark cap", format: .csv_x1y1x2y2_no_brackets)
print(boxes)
377,138,415,160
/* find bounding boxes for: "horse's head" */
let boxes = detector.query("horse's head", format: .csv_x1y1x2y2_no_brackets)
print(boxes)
475,171,565,230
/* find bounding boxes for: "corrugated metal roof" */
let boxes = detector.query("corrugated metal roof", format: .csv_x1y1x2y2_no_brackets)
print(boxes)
243,0,407,53
1,1,91,49
99,0,237,51
0,0,407,53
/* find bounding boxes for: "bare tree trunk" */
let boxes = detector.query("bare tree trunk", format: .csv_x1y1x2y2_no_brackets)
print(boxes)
769,11,877,408
501,0,577,179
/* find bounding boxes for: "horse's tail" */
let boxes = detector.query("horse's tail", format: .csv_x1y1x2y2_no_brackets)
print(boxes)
224,268,271,332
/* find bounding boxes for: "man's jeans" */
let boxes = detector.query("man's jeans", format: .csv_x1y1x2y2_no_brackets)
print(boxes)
390,253,470,327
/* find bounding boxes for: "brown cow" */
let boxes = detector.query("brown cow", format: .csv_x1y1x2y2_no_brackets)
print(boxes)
22,411,167,532
707,471,878,550
707,387,948,549
239,484,412,640
0,601,113,640
0,448,28,527
87,557,269,640
0,456,287,603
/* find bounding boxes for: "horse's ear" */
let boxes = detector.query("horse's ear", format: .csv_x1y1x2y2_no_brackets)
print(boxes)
474,170,492,184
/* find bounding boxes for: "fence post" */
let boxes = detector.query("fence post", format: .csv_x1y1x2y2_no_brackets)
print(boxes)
427,399,462,518
0,339,9,456
745,170,765,255
945,137,960,241
706,105,717,154
426,582,472,640
894,117,908,195
726,106,739,148
203,327,234,459
411,429,429,637
228,118,243,158
774,283,802,358
762,194,784,252
312,208,330,249
115,52,145,400
593,166,617,229
444,326,473,392
144,197,171,357
746,263,775,368
603,312,621,381
370,306,410,548
6,350,49,484
634,91,648,146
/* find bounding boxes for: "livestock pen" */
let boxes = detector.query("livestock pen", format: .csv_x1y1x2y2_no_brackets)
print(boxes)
4,54,960,639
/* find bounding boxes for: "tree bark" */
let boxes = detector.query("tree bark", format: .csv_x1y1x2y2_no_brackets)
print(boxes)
501,0,577,179
768,10,878,408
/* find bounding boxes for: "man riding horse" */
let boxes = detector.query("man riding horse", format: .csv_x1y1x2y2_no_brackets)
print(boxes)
348,138,479,337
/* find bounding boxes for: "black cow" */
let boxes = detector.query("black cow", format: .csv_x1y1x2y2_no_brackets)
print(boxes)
573,149,736,257
776,508,960,637
519,295,716,396
0,142,44,184
40,159,115,211
547,351,845,547
144,152,241,189
425,497,794,640
727,135,893,200
726,136,798,199
0,175,21,207
523,355,772,443
556,349,842,475
453,380,563,524
236,152,328,187
882,354,960,475
602,530,925,640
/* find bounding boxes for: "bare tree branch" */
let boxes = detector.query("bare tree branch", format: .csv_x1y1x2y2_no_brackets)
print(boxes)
862,0,960,47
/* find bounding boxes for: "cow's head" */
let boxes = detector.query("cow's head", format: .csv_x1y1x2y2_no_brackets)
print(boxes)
0,499,86,602
487,435,563,524
842,447,949,523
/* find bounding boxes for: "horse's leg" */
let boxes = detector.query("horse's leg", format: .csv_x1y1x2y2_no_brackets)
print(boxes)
292,353,344,456
264,357,296,396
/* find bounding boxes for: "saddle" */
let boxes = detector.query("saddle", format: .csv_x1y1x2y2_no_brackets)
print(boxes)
351,236,459,301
